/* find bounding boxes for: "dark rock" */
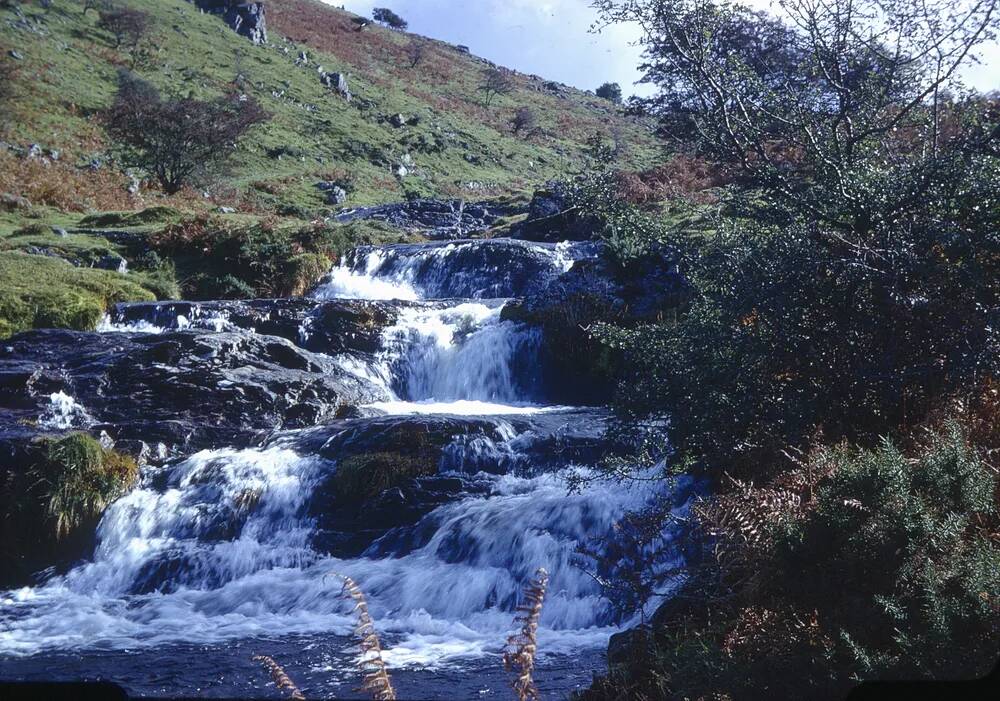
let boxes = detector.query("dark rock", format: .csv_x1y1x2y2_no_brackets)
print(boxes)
8,50,24,60
316,181,348,205
389,113,407,128
105,297,409,356
282,408,610,556
607,625,651,668
192,1,267,44
93,254,128,274
502,244,687,404
511,182,601,242
0,327,390,457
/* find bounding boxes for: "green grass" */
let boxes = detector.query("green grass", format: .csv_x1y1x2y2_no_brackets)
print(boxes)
0,0,662,210
0,250,157,337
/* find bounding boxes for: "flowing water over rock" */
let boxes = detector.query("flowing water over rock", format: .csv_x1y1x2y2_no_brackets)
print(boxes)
0,236,690,699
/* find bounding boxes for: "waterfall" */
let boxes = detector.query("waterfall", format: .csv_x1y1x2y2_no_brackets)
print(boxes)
0,236,686,699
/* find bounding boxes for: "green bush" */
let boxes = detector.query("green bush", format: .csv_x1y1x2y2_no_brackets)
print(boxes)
773,423,999,681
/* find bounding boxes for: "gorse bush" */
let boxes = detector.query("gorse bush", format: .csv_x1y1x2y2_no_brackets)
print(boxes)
772,423,999,680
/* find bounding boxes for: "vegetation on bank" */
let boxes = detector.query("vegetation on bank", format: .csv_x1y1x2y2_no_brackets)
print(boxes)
564,0,1000,696
0,433,138,588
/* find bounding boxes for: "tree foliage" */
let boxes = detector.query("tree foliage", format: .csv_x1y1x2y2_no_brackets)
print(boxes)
103,71,268,194
372,7,407,30
96,6,149,50
479,67,515,108
596,82,623,104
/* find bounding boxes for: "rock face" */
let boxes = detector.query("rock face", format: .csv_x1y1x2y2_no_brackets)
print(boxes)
332,198,518,238
320,71,351,101
503,243,688,404
0,325,389,458
193,1,267,45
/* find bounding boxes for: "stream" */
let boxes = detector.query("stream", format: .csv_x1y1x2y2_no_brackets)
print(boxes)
0,235,691,699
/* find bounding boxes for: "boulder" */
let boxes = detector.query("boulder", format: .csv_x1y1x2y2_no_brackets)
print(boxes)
330,198,519,238
510,182,601,242
320,71,351,101
0,327,391,457
192,1,267,45
316,181,348,205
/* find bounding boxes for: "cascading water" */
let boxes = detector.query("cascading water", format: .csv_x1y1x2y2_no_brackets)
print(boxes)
0,237,687,699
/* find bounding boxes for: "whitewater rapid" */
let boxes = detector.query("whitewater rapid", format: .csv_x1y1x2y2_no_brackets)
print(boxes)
1,237,689,696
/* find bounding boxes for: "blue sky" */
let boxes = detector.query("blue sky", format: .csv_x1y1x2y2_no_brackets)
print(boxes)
324,0,998,98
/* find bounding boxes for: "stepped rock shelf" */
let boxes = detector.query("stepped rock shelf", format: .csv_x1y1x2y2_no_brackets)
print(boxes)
0,230,693,699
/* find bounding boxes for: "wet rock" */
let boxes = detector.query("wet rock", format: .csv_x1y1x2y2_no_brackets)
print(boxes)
502,243,687,404
0,327,390,457
288,408,610,556
106,297,409,355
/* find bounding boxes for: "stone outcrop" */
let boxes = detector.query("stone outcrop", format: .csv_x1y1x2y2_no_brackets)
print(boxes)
331,198,518,238
320,71,351,101
192,1,267,45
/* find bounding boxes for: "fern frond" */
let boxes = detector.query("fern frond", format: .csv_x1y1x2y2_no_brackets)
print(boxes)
502,567,549,701
252,654,306,700
332,573,397,701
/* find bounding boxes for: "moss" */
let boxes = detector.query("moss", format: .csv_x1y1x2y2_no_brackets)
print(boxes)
333,452,438,502
0,251,156,337
40,433,139,538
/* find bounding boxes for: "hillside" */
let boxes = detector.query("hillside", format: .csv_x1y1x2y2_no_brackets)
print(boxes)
0,0,665,337
0,0,661,213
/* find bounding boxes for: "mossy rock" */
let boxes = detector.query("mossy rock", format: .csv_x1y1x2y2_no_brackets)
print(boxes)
0,432,139,588
332,451,438,502
0,251,157,337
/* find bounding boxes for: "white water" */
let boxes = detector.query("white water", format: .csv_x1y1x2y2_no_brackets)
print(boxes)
2,235,686,686
37,391,93,430
0,447,683,663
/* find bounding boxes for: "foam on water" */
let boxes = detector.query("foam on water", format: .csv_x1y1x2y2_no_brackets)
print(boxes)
0,445,689,666
37,391,94,430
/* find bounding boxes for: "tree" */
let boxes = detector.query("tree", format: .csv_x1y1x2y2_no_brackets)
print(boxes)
594,0,1000,232
103,71,269,194
479,67,514,108
405,39,425,68
372,7,407,30
511,106,538,136
96,7,149,50
596,82,622,103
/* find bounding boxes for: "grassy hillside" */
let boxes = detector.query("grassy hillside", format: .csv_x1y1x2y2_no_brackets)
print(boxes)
0,0,665,337
0,0,661,212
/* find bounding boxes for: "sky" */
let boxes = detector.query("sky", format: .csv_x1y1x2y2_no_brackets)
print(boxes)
326,0,999,98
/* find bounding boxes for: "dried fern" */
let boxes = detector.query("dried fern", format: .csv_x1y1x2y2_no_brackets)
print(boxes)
252,654,306,700
334,574,397,701
503,567,549,701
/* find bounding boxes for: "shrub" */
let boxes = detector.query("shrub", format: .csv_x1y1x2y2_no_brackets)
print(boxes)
372,7,407,30
96,7,149,50
510,106,538,137
332,452,435,501
103,71,269,194
596,82,622,104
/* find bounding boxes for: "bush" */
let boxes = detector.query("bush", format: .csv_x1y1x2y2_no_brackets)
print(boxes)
596,82,622,104
372,7,407,30
103,71,268,194
96,7,149,50
773,423,999,680
511,106,538,137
